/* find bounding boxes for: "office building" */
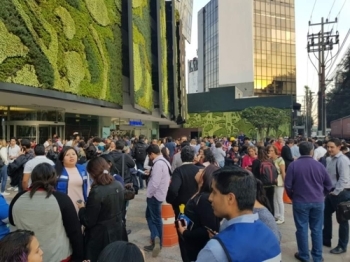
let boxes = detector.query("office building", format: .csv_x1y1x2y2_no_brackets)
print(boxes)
0,0,189,142
197,0,296,97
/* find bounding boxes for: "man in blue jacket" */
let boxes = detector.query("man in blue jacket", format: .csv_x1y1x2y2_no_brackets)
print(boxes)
0,194,9,239
196,167,281,262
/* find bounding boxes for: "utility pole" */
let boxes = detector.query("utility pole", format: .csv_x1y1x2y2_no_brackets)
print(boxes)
307,17,339,135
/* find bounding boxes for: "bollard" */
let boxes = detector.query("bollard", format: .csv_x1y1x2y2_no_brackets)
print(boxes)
161,202,178,247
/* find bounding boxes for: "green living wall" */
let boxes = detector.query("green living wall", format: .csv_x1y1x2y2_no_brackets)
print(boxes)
132,0,153,112
185,111,291,138
160,0,169,116
0,0,123,105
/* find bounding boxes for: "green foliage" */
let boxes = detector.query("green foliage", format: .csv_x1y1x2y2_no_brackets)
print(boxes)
66,0,80,9
185,108,291,138
0,0,123,105
326,49,350,125
132,0,153,111
160,0,168,115
0,0,54,88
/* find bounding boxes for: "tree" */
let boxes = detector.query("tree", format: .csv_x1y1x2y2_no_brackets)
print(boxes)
326,49,350,125
241,106,290,141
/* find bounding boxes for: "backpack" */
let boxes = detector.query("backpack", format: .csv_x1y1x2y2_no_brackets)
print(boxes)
259,160,278,186
134,143,147,162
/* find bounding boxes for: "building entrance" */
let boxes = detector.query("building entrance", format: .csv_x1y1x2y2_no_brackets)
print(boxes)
5,121,65,144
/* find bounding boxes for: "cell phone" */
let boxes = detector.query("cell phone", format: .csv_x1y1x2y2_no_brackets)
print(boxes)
77,200,83,204
204,226,216,235
137,169,146,175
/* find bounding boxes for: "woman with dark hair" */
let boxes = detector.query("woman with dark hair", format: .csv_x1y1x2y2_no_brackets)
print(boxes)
0,230,43,262
252,146,275,216
176,164,221,261
55,146,88,212
161,146,171,163
202,148,217,167
9,163,84,262
254,179,281,242
99,154,124,185
77,157,125,262
98,241,145,262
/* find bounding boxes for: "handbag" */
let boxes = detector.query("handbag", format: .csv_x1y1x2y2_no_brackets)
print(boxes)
121,153,135,201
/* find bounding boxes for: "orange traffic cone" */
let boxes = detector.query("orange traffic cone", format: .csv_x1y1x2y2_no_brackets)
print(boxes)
283,190,292,204
161,203,178,247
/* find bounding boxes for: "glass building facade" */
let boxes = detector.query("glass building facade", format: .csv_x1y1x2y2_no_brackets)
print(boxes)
202,0,218,90
253,0,296,96
175,0,193,43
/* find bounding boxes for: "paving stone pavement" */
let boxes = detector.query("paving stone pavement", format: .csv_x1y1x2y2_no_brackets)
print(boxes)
4,187,350,261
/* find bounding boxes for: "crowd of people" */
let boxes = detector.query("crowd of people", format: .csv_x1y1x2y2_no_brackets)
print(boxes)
0,132,349,261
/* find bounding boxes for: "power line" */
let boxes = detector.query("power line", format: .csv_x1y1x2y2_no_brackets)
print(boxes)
310,0,318,21
328,0,337,19
336,0,347,18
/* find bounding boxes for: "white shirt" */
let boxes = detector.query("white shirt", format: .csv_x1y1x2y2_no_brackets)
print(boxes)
313,146,327,161
8,144,20,163
23,156,55,187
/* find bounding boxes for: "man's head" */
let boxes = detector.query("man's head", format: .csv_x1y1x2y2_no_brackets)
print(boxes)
327,138,342,157
209,167,256,220
151,139,158,145
200,141,206,149
180,146,195,163
180,141,190,150
92,137,101,145
299,141,314,156
73,134,80,142
10,137,16,146
181,136,188,142
34,144,46,156
278,137,284,144
115,140,125,150
315,140,323,148
146,144,160,161
139,135,145,141
20,139,31,151
286,139,294,147
244,137,250,144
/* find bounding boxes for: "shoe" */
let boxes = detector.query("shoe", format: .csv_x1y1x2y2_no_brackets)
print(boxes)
330,246,347,254
152,236,161,257
143,244,154,252
323,241,331,247
294,252,309,262
1,192,10,196
276,219,285,225
7,187,14,191
14,187,18,192
127,229,131,235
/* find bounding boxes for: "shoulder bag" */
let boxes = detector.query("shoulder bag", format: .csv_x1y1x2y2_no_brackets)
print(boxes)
121,153,136,201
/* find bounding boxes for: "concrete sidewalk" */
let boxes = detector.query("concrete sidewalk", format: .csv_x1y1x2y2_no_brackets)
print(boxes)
4,188,350,261
127,190,350,262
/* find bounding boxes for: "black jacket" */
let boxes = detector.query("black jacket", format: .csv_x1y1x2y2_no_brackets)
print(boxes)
109,150,135,184
166,164,199,216
79,181,125,262
132,141,148,162
8,152,34,187
281,145,294,170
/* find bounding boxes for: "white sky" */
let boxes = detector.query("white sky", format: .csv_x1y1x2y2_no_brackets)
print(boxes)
186,0,350,103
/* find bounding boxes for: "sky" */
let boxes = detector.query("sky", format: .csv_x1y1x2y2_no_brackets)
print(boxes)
185,0,350,104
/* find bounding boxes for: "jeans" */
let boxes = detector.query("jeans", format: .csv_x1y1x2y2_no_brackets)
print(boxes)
293,202,324,262
136,161,144,189
218,161,225,168
323,190,350,249
146,197,163,245
274,186,285,220
0,165,8,193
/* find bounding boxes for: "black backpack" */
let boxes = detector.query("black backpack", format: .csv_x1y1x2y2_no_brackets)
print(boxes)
134,143,147,162
259,160,278,186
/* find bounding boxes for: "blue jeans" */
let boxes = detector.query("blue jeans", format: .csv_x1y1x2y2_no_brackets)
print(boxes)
323,190,350,249
218,161,225,168
136,161,144,189
0,165,8,193
293,202,324,262
146,197,162,245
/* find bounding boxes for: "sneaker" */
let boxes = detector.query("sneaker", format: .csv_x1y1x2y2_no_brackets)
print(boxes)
14,187,18,192
7,187,14,191
276,219,285,225
1,192,10,196
143,244,154,252
152,237,161,257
